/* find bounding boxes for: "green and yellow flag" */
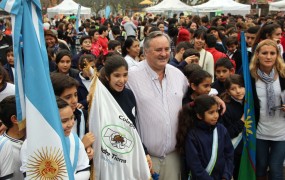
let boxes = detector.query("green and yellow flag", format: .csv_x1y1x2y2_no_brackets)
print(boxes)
238,32,256,180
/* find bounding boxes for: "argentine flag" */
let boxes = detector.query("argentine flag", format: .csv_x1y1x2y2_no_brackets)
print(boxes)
0,0,74,179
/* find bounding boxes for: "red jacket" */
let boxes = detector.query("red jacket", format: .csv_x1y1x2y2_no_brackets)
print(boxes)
206,47,227,64
91,41,102,57
206,47,236,69
97,36,108,55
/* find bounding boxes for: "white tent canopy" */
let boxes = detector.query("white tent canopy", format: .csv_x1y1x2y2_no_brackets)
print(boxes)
144,0,194,12
47,0,91,19
192,0,250,16
269,0,285,11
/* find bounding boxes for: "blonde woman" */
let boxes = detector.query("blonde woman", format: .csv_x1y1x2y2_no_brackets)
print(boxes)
250,39,285,180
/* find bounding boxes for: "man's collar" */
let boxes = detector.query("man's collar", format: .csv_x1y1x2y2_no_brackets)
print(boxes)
145,61,166,80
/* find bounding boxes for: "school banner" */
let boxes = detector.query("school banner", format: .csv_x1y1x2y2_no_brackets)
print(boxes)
88,76,151,180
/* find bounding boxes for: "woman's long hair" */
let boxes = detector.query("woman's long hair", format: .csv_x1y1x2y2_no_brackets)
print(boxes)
253,22,281,47
122,37,139,57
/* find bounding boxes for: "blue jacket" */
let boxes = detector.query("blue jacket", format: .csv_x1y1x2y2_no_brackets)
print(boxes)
52,68,79,80
74,108,88,136
75,74,89,110
71,49,95,69
185,121,234,180
221,98,244,157
4,63,14,83
169,57,188,71
211,80,225,96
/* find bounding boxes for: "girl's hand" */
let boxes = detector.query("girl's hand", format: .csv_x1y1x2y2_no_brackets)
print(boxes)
213,96,226,115
0,124,7,135
82,132,95,148
86,146,94,160
76,103,84,109
185,55,199,64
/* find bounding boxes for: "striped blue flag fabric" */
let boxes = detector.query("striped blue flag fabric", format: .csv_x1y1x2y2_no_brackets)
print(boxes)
238,31,256,180
75,4,81,33
0,0,74,179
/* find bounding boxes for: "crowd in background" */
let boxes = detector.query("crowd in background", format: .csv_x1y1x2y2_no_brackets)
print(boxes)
0,10,285,180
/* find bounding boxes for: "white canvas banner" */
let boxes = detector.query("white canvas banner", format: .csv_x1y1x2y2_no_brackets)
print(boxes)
89,78,151,180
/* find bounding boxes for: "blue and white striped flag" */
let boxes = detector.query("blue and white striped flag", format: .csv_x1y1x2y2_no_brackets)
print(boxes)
0,0,74,179
75,4,81,33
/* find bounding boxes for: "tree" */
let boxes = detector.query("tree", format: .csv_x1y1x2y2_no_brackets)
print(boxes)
190,0,209,5
73,0,104,14
40,0,60,7
239,0,250,4
75,0,141,16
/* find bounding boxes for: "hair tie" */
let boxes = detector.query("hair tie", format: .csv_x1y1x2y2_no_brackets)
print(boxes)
189,101,195,107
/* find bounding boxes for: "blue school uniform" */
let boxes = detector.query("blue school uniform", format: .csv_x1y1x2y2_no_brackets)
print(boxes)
221,97,244,179
185,121,234,180
4,63,14,83
71,50,95,69
75,74,89,110
73,108,88,139
211,80,225,96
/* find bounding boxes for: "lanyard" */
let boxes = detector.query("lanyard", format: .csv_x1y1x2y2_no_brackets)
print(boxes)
205,127,218,175
231,132,242,149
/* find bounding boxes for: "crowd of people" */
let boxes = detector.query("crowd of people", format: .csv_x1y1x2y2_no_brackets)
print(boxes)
0,10,285,180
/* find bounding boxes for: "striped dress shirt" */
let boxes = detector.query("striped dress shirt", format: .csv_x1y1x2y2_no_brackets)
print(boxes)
126,60,188,157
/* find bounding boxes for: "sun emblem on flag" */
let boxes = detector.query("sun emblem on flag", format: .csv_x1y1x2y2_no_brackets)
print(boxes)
27,147,67,179
244,109,253,139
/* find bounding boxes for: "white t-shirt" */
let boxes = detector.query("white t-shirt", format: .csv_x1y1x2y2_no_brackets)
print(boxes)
2,132,24,180
256,77,285,141
0,82,15,102
124,55,139,69
198,49,214,80
0,136,14,179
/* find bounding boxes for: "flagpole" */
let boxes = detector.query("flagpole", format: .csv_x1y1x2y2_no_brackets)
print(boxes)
238,31,256,180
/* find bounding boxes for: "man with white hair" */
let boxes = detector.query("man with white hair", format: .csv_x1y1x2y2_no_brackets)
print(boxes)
126,31,188,180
